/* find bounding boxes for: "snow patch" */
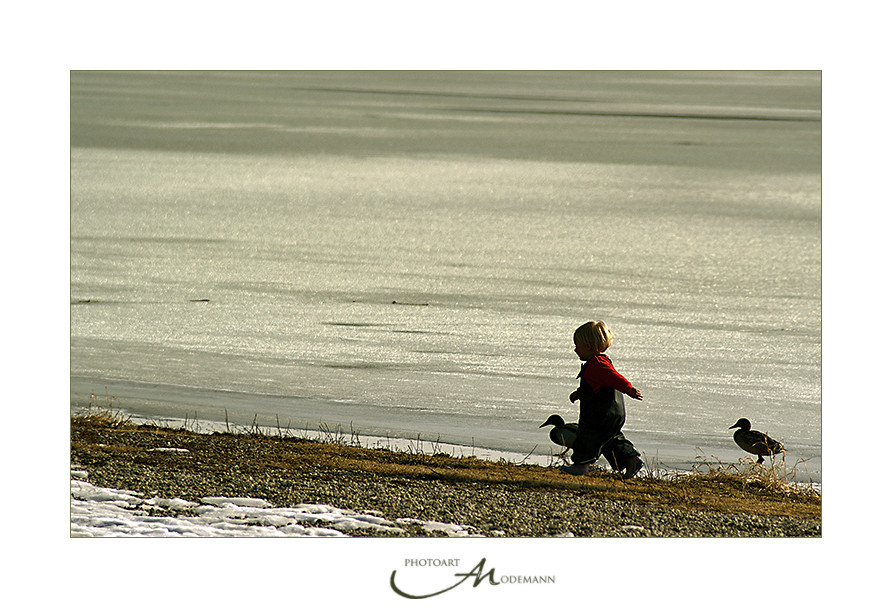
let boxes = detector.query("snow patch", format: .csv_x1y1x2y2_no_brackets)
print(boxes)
70,468,480,538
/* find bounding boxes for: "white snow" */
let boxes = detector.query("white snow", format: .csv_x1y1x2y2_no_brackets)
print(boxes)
70,467,483,537
395,517,485,537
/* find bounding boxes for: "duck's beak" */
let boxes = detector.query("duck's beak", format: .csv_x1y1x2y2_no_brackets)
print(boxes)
539,421,549,428
728,424,736,429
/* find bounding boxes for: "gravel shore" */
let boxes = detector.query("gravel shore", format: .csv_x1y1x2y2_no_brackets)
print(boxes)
70,417,821,538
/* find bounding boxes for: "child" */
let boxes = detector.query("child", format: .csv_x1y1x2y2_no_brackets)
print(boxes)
560,320,644,479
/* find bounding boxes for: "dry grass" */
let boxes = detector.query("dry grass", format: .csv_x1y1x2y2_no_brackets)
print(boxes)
70,409,820,521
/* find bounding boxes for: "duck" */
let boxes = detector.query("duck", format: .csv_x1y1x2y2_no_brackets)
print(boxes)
539,414,578,462
729,418,784,464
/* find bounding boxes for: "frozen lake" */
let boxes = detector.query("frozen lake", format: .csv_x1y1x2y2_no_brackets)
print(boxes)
70,71,821,481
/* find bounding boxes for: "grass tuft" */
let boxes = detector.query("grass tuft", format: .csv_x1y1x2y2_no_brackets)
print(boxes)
74,392,132,429
690,450,820,498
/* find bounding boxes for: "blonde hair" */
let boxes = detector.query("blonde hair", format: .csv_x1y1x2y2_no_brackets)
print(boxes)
574,320,614,353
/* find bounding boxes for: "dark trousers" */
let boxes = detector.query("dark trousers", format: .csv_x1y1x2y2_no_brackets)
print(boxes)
571,423,639,468
571,388,640,468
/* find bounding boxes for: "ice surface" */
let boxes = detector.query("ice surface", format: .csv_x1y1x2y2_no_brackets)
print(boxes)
70,71,821,482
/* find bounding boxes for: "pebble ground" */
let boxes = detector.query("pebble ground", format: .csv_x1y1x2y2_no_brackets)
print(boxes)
71,419,821,538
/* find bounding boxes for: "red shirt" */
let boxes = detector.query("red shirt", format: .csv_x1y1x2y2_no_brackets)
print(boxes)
582,355,634,394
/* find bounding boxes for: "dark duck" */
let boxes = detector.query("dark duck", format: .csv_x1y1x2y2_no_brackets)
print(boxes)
729,418,784,464
539,414,577,462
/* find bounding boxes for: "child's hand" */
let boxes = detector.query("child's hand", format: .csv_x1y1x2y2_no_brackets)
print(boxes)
569,391,579,402
628,387,643,400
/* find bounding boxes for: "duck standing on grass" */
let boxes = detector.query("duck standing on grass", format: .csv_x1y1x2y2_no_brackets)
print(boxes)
539,414,577,462
729,418,784,464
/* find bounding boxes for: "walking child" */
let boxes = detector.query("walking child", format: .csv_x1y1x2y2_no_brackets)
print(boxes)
561,320,644,478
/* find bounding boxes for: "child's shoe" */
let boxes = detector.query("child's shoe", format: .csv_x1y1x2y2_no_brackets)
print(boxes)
559,462,590,476
622,456,644,479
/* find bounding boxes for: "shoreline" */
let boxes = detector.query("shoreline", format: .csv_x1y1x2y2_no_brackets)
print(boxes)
70,412,821,537
70,376,823,485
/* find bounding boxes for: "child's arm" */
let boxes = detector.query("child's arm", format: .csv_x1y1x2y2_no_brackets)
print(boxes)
571,385,641,401
584,356,643,400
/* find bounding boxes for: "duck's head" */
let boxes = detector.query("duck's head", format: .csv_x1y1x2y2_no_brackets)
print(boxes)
540,414,565,428
729,418,752,431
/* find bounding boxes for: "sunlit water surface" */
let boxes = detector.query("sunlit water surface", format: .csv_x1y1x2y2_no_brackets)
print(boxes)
70,71,821,481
